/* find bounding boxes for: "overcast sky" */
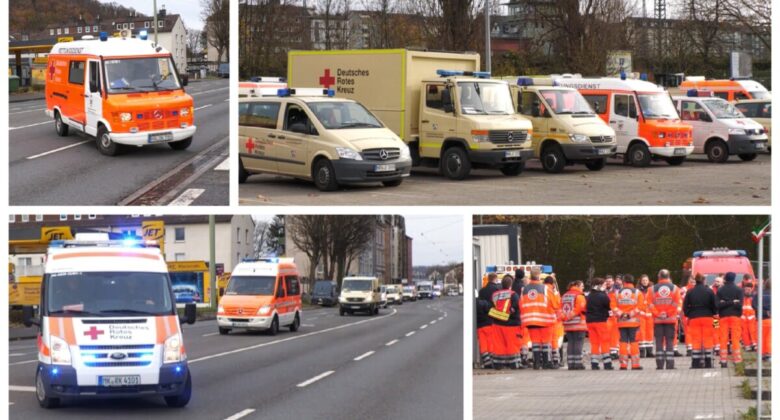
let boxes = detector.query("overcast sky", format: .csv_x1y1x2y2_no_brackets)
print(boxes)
101,0,204,31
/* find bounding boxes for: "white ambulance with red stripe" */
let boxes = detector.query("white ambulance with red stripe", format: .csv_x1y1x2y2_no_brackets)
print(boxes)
22,233,196,408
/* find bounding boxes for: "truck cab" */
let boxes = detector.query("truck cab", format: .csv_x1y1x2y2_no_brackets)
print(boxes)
417,281,434,299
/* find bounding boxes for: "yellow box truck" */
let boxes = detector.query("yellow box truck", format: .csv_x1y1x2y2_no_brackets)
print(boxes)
288,49,534,180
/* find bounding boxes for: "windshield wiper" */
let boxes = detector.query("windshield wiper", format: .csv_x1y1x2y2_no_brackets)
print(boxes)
49,309,100,316
100,309,156,315
339,122,380,128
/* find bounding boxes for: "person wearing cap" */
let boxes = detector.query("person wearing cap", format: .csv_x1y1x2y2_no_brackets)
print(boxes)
488,275,523,369
520,268,556,369
545,274,563,369
740,275,758,352
648,269,681,369
561,280,587,370
477,273,500,368
637,274,655,358
716,272,744,367
683,273,717,368
586,277,614,370
610,274,645,370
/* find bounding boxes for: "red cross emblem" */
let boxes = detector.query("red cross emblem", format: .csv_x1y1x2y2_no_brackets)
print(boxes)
319,69,335,89
245,137,256,153
84,326,105,340
48,63,56,80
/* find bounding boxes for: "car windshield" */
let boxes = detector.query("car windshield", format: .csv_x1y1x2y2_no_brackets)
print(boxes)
703,273,751,287
457,82,515,115
539,89,594,115
386,286,398,293
403,286,414,292
45,271,173,316
637,93,679,119
307,102,383,129
703,99,743,119
749,91,770,100
104,56,181,94
342,279,373,292
226,276,275,295
418,285,432,291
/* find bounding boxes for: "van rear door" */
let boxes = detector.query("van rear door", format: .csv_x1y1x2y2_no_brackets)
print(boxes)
85,60,102,136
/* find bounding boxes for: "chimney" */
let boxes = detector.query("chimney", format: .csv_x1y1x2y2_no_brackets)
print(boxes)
159,5,167,17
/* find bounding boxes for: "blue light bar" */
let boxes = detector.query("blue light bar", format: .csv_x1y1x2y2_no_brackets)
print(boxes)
517,76,534,86
687,89,698,97
473,71,491,79
325,89,335,97
693,251,703,257
620,71,626,80
277,88,291,97
139,30,148,41
49,240,65,248
485,265,497,273
541,265,553,274
640,73,648,81
437,69,462,77
436,69,491,79
99,31,108,42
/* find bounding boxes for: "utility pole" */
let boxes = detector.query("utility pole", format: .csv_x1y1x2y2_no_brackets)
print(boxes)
484,0,491,73
209,215,216,309
153,0,159,44
752,218,770,420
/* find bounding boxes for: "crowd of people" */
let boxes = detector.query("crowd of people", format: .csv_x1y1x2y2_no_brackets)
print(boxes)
476,268,771,371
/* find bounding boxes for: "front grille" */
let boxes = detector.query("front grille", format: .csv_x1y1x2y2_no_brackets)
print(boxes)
131,108,182,131
362,148,401,161
590,135,614,143
80,344,154,350
346,297,364,303
224,307,258,316
489,130,528,144
84,361,152,367
366,170,403,178
228,318,250,323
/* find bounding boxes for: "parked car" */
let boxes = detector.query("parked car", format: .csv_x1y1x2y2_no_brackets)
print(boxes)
173,284,201,303
311,280,338,306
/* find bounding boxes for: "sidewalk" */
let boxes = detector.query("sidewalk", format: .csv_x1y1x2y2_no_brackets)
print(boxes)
474,344,754,420
9,326,37,340
9,91,45,103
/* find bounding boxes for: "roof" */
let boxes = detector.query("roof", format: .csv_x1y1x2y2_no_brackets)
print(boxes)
46,246,167,274
49,36,170,56
239,96,354,103
232,259,297,276
554,77,664,93
343,276,378,281
735,98,770,104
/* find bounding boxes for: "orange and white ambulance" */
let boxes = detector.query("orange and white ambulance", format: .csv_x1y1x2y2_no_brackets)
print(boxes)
679,77,770,102
238,77,287,98
22,233,196,409
45,31,196,156
554,75,694,166
217,258,302,335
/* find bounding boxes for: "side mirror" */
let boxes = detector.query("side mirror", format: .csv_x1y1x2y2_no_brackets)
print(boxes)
23,306,40,327
181,303,197,325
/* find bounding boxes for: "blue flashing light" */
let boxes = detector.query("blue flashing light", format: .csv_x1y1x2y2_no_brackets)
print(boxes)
640,73,648,81
139,30,148,41
437,69,462,77
486,265,497,273
277,88,291,97
517,76,534,87
541,265,553,274
51,367,59,376
620,71,626,80
136,113,143,119
687,89,698,97
175,365,182,373
473,71,491,79
49,240,65,248
99,31,108,42
325,89,335,97
736,250,747,257
692,251,703,257
437,69,491,79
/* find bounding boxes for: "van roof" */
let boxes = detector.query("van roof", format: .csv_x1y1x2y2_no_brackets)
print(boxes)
45,246,167,274
554,77,664,93
680,79,768,92
238,96,354,104
343,276,377,281
49,37,171,57
232,259,297,276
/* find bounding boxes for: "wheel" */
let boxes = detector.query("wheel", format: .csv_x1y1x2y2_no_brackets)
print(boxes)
164,374,192,408
500,162,524,176
289,313,300,332
627,143,651,167
339,307,345,316
168,137,192,150
382,179,403,187
54,111,69,137
374,305,380,315
738,153,757,161
541,145,566,173
218,327,230,335
268,316,279,336
440,146,471,180
238,158,249,184
96,125,123,156
312,158,339,191
584,159,605,171
706,140,729,163
666,156,685,166
35,369,60,409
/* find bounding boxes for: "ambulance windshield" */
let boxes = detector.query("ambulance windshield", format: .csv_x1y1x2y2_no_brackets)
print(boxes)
104,57,181,93
703,99,743,119
457,82,515,115
703,273,750,286
307,102,383,130
637,93,679,119
342,279,373,292
225,276,276,296
539,89,594,115
45,271,174,316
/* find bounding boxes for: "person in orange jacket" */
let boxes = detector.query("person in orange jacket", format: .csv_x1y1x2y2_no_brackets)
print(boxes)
648,269,682,369
477,273,500,368
637,274,655,358
740,276,758,352
520,268,557,369
680,274,696,356
545,274,563,369
586,277,614,370
610,274,645,370
604,275,620,360
683,273,717,368
562,280,588,370
488,275,523,369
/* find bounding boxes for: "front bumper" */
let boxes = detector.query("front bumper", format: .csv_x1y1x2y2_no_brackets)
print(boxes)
727,134,769,154
560,144,616,160
648,145,693,158
37,362,189,399
339,301,375,311
469,148,534,166
217,315,273,329
110,125,197,146
312,296,336,306
331,158,412,183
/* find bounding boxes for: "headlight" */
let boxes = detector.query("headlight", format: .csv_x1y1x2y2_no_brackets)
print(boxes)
729,128,746,135
399,144,411,159
568,133,588,143
50,335,71,365
180,107,190,117
665,142,671,147
119,112,132,122
163,334,183,364
257,305,272,315
657,132,665,139
471,130,489,143
217,305,224,314
335,147,363,160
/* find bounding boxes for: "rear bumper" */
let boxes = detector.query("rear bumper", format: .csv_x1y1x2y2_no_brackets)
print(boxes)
110,126,197,146
469,148,533,166
332,158,412,183
560,144,616,160
648,145,693,158
728,135,768,154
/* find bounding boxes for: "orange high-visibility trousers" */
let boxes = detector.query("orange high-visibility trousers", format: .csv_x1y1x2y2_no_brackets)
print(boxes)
687,317,715,351
607,317,619,353
552,321,563,351
761,318,771,357
719,316,743,363
478,325,497,355
528,326,552,345
587,322,611,361
493,325,522,357
741,316,758,348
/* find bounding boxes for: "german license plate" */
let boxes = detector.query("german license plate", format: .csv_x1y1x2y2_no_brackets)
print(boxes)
597,148,612,155
505,150,521,158
673,148,687,156
148,132,174,143
99,375,140,387
374,164,395,172
350,305,361,309
756,142,765,150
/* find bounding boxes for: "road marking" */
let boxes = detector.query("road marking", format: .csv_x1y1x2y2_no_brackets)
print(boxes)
308,316,318,320
10,121,51,130
10,359,38,366
297,370,334,388
191,87,230,96
202,332,220,337
386,339,399,346
26,140,92,160
9,353,26,357
9,386,36,392
693,415,720,419
420,324,428,329
224,98,229,102
9,402,13,405
224,408,256,420
9,107,46,115
405,331,416,337
189,309,397,364
301,324,315,327
194,104,213,111
430,320,437,325
354,351,375,361
438,316,444,321
702,372,720,378
214,158,230,171
168,188,205,206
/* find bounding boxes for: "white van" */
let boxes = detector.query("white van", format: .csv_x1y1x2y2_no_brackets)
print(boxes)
338,276,382,316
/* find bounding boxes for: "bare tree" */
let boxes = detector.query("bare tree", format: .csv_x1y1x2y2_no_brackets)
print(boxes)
721,0,770,50
186,28,203,60
202,0,230,67
287,215,328,288
312,0,351,50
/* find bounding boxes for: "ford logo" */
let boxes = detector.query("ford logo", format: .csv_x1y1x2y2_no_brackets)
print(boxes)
379,149,389,160
110,352,127,360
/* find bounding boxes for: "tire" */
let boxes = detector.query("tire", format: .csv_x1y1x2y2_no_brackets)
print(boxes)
289,313,300,332
584,159,605,171
706,140,729,163
739,153,757,162
666,156,685,166
500,163,524,176
440,146,471,180
218,327,230,335
96,125,122,156
541,145,566,173
164,374,192,408
339,307,345,316
54,111,69,137
374,305,380,315
627,143,651,167
168,137,192,150
36,369,60,409
382,179,403,187
238,158,249,184
312,158,339,191
268,316,279,336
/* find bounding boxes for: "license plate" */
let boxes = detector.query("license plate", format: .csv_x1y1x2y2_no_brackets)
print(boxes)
350,305,361,309
505,150,521,158
673,148,687,156
99,375,140,387
756,143,765,150
374,164,395,172
597,148,612,155
318,299,323,304
148,132,174,143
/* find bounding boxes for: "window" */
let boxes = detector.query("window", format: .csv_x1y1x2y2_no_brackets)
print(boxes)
286,275,300,296
425,83,450,110
57,28,62,35
245,229,249,244
88,214,97,220
59,215,68,221
68,61,85,85
18,257,33,266
21,215,29,222
276,277,286,297
175,252,186,261
123,23,128,30
680,101,708,121
89,60,100,92
77,27,82,34
582,94,608,115
85,26,91,33
64,27,69,34
713,92,729,100
236,227,241,244
36,215,43,221
518,91,541,116
735,91,750,101
145,21,150,28
283,104,313,133
130,23,134,29
158,21,164,28
239,102,280,129
50,29,55,36
8,215,14,223
175,227,185,242
613,94,636,118
74,214,82,220
93,26,98,32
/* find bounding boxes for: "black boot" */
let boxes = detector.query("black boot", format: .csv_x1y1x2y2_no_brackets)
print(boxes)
646,348,654,358
532,351,542,370
542,351,554,370
720,361,728,368
656,357,665,370
666,359,675,370
640,347,647,358
591,362,600,370
674,349,683,357
704,357,713,368
604,360,614,370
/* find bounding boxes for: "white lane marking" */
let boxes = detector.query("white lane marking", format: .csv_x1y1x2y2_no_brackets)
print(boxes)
405,331,415,337
224,98,229,102
194,104,213,111
224,408,256,420
169,188,205,206
9,386,36,392
438,316,444,321
297,370,334,388
693,415,718,419
26,140,92,160
191,87,230,96
420,324,428,330
430,320,437,325
9,107,46,115
189,309,397,364
353,351,375,361
10,359,38,366
202,332,220,337
214,158,230,171
301,324,315,327
10,121,51,130
385,339,399,346
702,372,720,378
9,353,26,357
9,402,14,405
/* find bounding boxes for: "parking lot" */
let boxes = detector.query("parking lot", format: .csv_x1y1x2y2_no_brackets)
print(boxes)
239,154,770,206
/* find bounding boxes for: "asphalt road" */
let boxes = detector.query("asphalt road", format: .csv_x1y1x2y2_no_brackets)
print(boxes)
239,154,771,206
9,79,229,206
9,297,463,420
